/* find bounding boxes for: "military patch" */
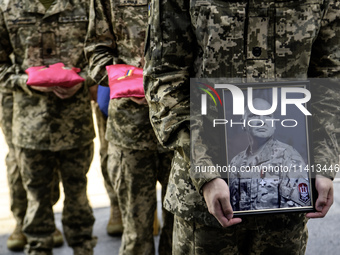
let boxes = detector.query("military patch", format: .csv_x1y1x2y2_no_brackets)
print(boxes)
8,17,36,25
58,16,88,23
298,183,310,204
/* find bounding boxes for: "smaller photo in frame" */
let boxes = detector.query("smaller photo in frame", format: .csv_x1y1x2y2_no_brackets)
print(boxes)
221,81,316,216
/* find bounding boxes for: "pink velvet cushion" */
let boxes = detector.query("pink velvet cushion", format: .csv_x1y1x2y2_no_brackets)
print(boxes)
106,64,144,99
26,62,84,87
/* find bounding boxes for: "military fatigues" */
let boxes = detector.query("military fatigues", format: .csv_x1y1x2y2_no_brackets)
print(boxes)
0,1,96,254
91,101,118,208
0,92,27,226
85,0,173,254
0,92,60,230
229,139,311,211
144,0,339,254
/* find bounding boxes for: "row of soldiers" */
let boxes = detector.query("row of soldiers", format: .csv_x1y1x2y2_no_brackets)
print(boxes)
0,0,173,255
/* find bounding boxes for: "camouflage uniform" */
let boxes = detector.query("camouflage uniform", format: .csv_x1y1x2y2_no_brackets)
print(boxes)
144,0,339,254
85,0,173,254
0,92,27,226
0,92,60,236
0,0,96,254
91,100,118,210
229,138,311,211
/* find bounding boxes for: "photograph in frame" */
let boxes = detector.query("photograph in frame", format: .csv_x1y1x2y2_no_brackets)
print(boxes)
221,81,316,216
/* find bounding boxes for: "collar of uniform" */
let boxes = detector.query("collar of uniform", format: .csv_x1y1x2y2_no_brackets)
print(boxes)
24,0,73,18
245,138,275,165
24,0,46,15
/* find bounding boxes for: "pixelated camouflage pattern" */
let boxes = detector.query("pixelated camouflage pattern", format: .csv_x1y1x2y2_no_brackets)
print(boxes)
107,143,173,255
173,214,308,255
85,0,158,150
144,0,340,226
0,92,60,227
229,139,311,211
0,92,27,225
0,0,95,151
91,101,118,206
16,143,95,254
86,1,174,253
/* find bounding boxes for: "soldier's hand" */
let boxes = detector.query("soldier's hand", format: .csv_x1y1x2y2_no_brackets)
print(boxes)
130,97,147,105
202,178,242,227
53,83,83,99
30,86,56,93
306,175,333,218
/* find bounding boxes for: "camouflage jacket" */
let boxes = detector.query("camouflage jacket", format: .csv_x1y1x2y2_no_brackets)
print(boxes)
144,0,340,226
85,0,159,150
229,138,311,211
0,0,95,151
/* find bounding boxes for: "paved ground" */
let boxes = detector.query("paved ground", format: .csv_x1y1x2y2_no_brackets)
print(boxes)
0,117,339,254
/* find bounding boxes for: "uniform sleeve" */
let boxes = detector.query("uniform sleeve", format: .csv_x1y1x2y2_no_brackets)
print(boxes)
144,0,221,193
84,0,116,86
308,0,340,180
0,7,29,94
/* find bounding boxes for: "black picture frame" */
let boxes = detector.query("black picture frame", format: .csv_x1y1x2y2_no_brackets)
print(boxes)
220,81,316,216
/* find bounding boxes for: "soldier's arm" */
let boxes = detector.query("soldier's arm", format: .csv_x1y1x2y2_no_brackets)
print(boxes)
0,6,36,95
309,0,340,180
144,1,233,225
84,0,116,87
306,0,339,218
0,7,22,93
144,0,223,191
144,0,192,152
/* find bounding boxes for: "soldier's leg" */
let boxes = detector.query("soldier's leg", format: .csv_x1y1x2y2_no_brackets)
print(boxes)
156,150,174,255
173,215,240,255
1,93,62,251
247,213,308,255
58,142,96,255
92,101,122,235
108,143,157,255
16,148,56,255
174,213,308,255
0,93,27,227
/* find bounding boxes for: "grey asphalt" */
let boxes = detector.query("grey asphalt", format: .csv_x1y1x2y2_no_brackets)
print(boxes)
0,180,339,255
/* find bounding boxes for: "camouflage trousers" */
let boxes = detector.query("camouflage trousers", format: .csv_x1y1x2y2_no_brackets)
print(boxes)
108,143,174,255
0,92,27,225
173,213,308,255
0,93,60,227
92,101,118,207
15,143,96,255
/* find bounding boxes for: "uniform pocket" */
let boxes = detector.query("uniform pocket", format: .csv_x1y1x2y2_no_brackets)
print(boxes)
118,0,148,6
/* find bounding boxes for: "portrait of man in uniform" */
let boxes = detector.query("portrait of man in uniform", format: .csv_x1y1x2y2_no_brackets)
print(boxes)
223,85,314,215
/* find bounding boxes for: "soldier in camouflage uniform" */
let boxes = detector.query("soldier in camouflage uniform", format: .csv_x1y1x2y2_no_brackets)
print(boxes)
85,0,174,254
144,0,339,254
0,1,97,254
229,98,311,211
0,91,64,251
0,92,28,250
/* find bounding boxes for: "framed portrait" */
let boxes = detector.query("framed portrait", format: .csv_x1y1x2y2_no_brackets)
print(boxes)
220,81,316,216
